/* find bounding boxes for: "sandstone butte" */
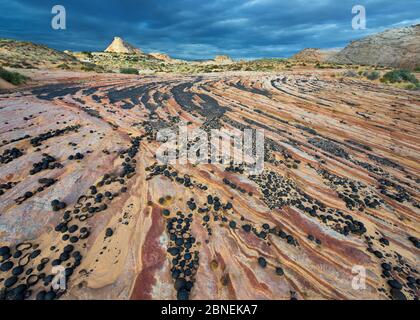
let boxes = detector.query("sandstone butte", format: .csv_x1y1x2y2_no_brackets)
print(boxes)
104,36,143,55
0,68,419,300
214,55,234,64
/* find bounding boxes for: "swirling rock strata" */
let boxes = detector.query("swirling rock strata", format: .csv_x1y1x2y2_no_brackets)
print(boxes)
0,69,419,300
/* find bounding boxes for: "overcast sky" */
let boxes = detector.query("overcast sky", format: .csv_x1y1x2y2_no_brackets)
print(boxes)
0,0,419,60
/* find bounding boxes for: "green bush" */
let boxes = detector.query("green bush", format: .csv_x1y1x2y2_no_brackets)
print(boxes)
81,63,96,72
81,51,93,58
401,83,418,90
120,68,139,75
58,63,70,70
342,70,358,77
415,66,420,72
364,70,380,80
381,69,419,85
0,67,29,85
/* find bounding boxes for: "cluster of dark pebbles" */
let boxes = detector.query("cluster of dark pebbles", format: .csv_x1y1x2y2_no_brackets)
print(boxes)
252,171,366,236
51,199,67,211
196,195,237,236
225,162,245,174
308,137,350,160
30,125,81,147
0,148,23,164
378,178,413,205
0,135,31,148
30,154,63,175
0,242,69,300
240,220,298,248
222,177,252,195
118,137,141,178
307,234,322,245
257,256,284,277
318,169,383,211
165,209,199,300
0,182,19,196
365,234,420,300
146,164,208,191
67,152,84,160
275,227,297,246
408,236,420,249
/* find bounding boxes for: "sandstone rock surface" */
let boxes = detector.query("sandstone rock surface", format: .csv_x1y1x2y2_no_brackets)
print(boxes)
0,69,419,300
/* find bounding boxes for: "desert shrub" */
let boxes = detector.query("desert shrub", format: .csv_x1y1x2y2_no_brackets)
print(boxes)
401,83,419,90
0,67,29,85
315,63,332,69
81,63,96,72
58,63,70,70
81,66,94,72
381,69,418,85
120,68,139,75
23,62,34,69
81,51,93,58
364,70,380,80
127,56,139,62
10,63,24,68
342,70,358,77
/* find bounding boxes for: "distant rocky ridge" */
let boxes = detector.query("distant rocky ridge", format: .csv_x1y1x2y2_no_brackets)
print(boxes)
149,52,184,64
149,52,171,62
0,38,88,70
327,24,420,70
291,48,339,63
2,24,419,77
193,55,234,65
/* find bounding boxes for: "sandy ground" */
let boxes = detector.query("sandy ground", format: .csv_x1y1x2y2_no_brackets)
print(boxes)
0,78,15,90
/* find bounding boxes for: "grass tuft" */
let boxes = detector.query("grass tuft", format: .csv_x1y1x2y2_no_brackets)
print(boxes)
381,69,418,85
120,67,139,75
0,67,29,85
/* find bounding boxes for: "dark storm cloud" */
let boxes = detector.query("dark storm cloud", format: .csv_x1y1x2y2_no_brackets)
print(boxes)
0,0,419,59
